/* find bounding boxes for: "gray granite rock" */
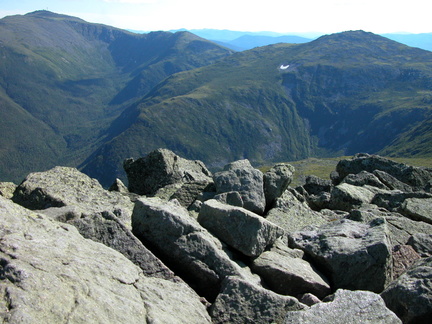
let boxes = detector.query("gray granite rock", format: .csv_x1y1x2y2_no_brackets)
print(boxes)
198,199,284,257
284,289,401,323
124,148,212,196
266,190,328,237
213,159,266,214
12,166,134,227
341,170,389,189
335,153,432,192
407,233,432,257
400,197,432,224
349,205,432,247
289,218,393,292
132,197,260,300
329,183,375,211
0,196,211,323
210,276,306,324
0,182,16,199
381,257,432,323
251,240,331,299
263,163,295,207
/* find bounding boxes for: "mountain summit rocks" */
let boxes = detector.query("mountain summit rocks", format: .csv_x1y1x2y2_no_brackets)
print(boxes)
2,150,432,323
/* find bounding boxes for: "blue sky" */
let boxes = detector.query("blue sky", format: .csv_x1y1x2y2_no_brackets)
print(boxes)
0,0,431,34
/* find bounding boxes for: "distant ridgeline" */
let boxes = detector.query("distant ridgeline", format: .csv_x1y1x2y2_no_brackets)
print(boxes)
0,10,432,187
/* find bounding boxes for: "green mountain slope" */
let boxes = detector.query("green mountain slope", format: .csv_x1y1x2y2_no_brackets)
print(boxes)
82,31,432,186
0,11,232,183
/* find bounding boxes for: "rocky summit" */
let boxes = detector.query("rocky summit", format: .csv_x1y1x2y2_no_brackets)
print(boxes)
1,150,432,323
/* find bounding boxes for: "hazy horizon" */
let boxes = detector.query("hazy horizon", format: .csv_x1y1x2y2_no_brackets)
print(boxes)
1,0,431,36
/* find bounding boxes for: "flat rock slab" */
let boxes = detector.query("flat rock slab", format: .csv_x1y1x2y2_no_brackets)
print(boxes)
210,276,306,324
289,218,393,292
12,166,134,226
401,197,432,224
266,190,328,236
132,197,260,300
284,289,401,323
0,196,211,323
329,183,375,211
251,240,331,299
381,257,432,324
198,199,284,257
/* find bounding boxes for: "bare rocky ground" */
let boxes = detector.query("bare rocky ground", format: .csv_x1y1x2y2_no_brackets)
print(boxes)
2,149,432,323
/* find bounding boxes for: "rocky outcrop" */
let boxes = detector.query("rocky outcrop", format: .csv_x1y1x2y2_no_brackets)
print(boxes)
131,196,260,300
289,218,393,292
381,257,432,323
213,159,266,214
3,150,432,323
0,196,211,323
334,153,432,191
12,166,133,226
198,199,284,257
284,289,402,323
124,148,212,197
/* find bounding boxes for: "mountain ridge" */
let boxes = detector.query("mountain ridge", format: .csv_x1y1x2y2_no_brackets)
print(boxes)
0,10,233,183
81,30,432,186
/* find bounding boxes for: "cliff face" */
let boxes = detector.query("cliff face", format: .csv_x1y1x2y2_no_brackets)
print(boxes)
3,150,432,323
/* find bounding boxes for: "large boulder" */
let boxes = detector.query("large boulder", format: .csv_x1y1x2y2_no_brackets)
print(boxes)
381,257,432,323
372,191,432,212
124,148,212,196
209,276,306,324
400,197,432,224
263,163,295,207
349,205,432,247
302,176,333,210
335,153,432,191
329,183,376,211
407,233,432,257
213,159,266,214
284,289,401,323
131,197,260,300
341,170,389,189
12,166,133,226
289,218,393,292
250,240,331,299
198,199,284,257
0,196,211,323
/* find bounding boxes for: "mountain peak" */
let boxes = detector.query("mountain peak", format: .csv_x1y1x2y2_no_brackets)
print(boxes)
25,10,85,22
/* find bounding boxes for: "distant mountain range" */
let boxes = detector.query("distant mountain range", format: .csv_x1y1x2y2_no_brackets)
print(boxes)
166,29,432,52
1,11,432,187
